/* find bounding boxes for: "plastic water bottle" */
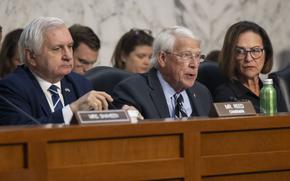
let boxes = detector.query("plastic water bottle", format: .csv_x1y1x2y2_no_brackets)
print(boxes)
260,78,277,115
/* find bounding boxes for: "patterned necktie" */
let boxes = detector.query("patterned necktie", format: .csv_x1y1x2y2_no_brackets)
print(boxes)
174,94,188,118
48,85,63,111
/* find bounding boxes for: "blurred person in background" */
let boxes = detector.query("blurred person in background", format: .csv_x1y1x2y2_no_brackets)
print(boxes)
69,24,100,75
0,28,23,78
205,50,220,62
0,26,2,45
111,29,154,73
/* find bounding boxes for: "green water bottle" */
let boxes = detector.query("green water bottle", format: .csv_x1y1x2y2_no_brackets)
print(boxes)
260,78,277,115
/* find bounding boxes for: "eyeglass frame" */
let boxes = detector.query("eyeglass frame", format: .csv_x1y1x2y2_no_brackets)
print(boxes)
235,46,264,60
164,51,205,63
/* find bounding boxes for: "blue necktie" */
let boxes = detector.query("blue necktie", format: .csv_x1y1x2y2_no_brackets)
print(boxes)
48,85,63,111
174,94,188,118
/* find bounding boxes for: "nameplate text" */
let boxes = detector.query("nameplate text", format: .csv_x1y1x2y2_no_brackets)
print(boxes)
211,101,256,117
76,110,130,124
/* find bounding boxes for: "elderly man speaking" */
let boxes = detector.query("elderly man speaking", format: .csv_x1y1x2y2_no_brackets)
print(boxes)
112,26,212,119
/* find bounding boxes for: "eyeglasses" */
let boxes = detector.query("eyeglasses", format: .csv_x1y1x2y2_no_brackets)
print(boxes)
130,28,152,35
235,46,264,60
165,51,205,63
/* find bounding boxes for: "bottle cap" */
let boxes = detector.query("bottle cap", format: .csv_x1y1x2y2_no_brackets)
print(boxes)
263,78,273,85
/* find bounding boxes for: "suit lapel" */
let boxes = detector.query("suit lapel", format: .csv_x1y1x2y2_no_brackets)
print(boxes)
24,67,78,116
61,77,77,105
147,69,170,118
187,87,203,116
23,67,52,115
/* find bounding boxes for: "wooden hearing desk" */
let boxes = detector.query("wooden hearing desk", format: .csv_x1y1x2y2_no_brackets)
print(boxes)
1,114,290,181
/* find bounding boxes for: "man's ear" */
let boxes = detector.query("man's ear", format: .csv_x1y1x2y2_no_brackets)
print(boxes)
25,49,37,66
157,51,167,67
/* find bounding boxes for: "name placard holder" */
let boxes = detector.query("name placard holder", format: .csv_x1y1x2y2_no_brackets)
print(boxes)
76,110,130,124
210,101,257,117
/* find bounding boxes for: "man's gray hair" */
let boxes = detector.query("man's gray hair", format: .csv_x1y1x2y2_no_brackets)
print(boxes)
151,26,200,69
18,17,65,64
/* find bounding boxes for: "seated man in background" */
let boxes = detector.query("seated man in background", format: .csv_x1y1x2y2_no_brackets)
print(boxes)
0,17,112,125
205,50,220,62
69,24,100,75
112,26,212,119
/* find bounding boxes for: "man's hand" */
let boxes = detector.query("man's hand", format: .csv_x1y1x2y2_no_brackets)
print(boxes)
70,91,113,113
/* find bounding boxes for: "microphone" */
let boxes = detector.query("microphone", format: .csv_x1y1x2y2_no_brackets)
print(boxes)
0,94,41,125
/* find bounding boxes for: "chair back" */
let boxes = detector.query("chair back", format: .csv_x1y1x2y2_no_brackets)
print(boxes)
197,61,227,95
85,66,134,95
268,66,290,112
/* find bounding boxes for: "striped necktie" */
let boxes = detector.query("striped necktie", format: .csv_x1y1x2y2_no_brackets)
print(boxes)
174,94,188,118
48,85,63,111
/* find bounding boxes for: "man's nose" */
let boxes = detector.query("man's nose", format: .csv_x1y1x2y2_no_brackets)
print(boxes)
62,47,73,60
188,58,199,67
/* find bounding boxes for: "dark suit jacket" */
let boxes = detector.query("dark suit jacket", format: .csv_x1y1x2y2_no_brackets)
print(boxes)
0,65,92,125
112,68,213,120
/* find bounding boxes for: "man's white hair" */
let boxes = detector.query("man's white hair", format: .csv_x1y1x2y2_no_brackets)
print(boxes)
18,17,65,64
151,26,200,69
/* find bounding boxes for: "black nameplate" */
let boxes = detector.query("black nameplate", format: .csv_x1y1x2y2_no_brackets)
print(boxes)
76,110,130,124
210,101,256,117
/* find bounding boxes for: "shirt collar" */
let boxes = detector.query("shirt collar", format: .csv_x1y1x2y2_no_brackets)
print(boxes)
157,71,176,98
32,72,61,91
230,79,262,98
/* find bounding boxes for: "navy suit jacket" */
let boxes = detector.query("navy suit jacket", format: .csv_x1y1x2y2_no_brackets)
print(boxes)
0,65,92,125
112,68,213,120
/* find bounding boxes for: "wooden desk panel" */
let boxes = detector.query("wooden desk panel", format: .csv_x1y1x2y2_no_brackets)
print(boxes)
200,114,290,181
0,114,290,181
201,128,290,155
202,170,290,181
0,143,26,171
47,134,182,167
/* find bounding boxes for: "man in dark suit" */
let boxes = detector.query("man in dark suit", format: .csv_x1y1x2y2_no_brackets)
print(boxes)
112,26,212,119
0,17,112,125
